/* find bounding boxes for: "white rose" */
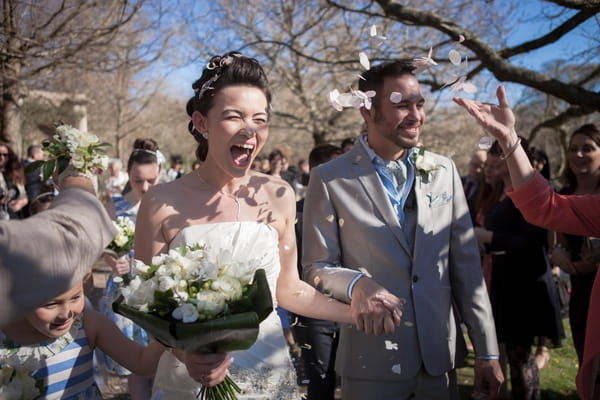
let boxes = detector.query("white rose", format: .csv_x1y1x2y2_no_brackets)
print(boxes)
114,231,128,247
131,259,149,275
211,275,243,300
71,152,85,169
151,254,167,266
196,290,226,317
158,275,177,292
79,130,99,147
172,303,199,323
227,259,258,284
419,155,437,172
198,257,219,280
125,279,156,309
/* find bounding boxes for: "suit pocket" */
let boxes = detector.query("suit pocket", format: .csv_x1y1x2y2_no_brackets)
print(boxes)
426,191,453,208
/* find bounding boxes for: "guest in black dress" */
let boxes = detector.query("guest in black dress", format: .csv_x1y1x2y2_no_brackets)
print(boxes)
474,140,564,400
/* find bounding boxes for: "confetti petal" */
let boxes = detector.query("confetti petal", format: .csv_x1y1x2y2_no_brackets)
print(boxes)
479,136,495,150
327,89,343,111
462,81,478,93
369,24,377,37
448,49,461,65
385,340,399,350
359,51,370,70
390,92,403,103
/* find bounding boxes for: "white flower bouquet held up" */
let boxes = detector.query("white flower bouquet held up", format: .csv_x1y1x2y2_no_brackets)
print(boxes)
112,244,273,400
106,216,135,258
24,124,109,182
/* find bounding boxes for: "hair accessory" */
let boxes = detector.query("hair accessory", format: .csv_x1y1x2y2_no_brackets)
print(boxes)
197,73,220,100
132,148,166,166
155,149,166,166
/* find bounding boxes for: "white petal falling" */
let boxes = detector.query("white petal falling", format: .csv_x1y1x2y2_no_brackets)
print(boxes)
368,24,387,45
327,89,343,111
462,81,478,93
449,75,478,93
359,51,370,70
390,92,403,103
413,47,438,70
369,24,377,37
479,136,495,150
449,49,462,65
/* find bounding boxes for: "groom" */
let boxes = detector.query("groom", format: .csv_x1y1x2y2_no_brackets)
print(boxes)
302,60,503,399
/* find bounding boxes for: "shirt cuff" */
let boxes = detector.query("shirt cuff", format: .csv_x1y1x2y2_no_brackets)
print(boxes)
347,273,365,301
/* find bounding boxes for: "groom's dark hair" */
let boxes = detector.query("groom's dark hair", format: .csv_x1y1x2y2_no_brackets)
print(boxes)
358,60,416,99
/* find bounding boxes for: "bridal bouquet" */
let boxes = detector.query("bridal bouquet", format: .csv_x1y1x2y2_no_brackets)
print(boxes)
0,356,43,399
106,216,136,257
113,244,273,400
25,124,109,182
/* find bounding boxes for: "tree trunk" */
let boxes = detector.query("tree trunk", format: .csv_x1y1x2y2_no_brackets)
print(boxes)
1,85,22,156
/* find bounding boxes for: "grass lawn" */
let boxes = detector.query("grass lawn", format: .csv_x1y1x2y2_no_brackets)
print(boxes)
457,318,579,399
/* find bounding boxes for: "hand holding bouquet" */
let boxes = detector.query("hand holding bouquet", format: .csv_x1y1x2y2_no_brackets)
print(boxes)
25,124,109,183
113,244,273,400
104,216,136,283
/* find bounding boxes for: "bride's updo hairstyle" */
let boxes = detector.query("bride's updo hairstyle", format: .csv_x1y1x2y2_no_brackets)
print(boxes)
127,138,162,172
186,51,272,161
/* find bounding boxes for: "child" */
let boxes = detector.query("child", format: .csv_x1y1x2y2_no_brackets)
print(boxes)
0,278,165,399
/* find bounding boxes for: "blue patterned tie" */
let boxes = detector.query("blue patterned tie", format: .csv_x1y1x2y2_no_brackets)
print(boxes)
373,160,403,222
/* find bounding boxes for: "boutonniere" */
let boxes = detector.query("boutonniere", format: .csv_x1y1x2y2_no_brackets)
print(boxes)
412,147,445,184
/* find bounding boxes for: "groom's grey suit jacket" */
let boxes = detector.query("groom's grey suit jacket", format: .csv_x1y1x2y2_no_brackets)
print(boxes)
302,143,498,380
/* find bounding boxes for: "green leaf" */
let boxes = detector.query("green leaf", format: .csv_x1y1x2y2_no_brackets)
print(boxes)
42,159,56,182
56,157,70,174
24,160,45,174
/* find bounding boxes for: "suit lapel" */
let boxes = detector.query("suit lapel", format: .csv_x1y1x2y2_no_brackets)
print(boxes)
350,146,412,255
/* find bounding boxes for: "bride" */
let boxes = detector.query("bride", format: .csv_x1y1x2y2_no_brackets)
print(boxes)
134,52,395,399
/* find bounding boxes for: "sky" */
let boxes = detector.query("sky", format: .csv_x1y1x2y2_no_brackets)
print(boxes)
163,1,599,103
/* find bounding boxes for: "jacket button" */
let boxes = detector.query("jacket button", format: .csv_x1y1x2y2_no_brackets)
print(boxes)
412,275,419,283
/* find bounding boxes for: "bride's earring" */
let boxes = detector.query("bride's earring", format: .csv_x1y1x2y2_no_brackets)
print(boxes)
202,131,208,139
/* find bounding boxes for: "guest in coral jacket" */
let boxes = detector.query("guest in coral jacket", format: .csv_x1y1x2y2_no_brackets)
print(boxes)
454,86,600,400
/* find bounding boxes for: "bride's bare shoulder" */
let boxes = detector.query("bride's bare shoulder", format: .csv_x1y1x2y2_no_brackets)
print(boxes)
247,171,294,199
143,175,197,207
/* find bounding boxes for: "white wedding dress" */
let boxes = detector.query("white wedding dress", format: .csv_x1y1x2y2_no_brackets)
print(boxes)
151,222,300,399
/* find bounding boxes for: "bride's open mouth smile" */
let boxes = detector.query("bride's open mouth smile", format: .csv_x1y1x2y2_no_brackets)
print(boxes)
231,143,255,168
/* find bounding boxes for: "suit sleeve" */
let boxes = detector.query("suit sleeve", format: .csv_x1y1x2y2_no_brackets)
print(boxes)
446,161,499,357
301,166,362,304
0,187,117,327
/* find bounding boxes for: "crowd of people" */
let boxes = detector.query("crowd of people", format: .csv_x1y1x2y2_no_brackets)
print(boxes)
0,52,598,400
